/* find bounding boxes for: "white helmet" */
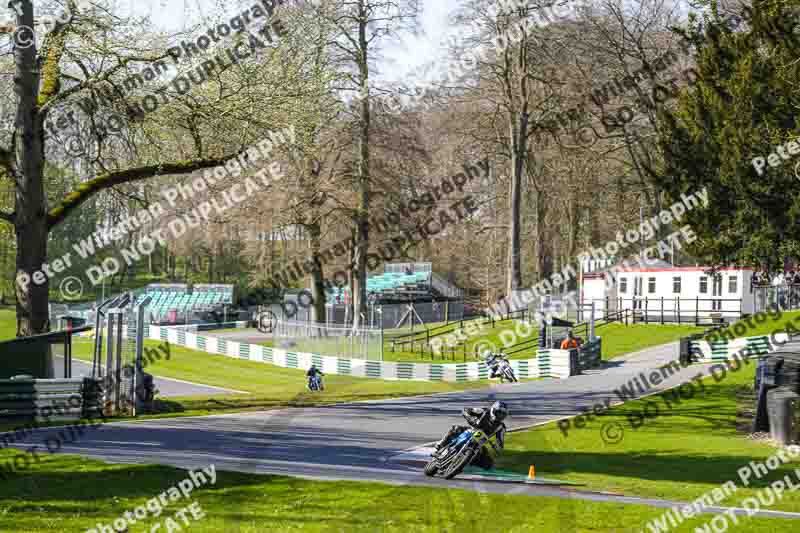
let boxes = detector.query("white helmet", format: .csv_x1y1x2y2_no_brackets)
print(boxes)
490,401,509,423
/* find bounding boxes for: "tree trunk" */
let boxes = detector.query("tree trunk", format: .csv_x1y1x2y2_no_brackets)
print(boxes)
0,237,7,304
506,112,528,296
565,191,581,292
15,220,49,337
347,234,356,325
308,221,327,325
352,0,371,329
13,1,51,341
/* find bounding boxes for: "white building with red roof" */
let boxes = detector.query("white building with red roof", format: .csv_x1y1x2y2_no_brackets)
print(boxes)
581,259,755,323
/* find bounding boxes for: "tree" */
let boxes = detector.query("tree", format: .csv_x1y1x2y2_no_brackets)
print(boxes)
309,0,419,328
453,0,579,294
658,0,800,269
0,0,299,337
574,0,689,243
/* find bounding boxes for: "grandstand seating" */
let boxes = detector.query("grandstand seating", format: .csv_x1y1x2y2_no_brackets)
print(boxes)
139,283,234,320
325,271,432,304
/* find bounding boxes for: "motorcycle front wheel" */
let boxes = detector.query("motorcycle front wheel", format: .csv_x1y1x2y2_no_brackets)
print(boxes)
443,449,473,479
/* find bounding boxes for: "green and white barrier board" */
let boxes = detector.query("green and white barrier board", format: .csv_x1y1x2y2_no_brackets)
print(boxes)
689,333,789,363
146,326,603,382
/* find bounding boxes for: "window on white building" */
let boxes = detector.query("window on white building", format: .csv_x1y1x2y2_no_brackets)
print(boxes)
648,277,656,293
700,276,708,294
673,277,681,294
729,276,738,294
620,277,627,293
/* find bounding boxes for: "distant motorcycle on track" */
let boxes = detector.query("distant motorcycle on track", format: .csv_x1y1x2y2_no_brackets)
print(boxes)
307,365,324,392
485,353,517,383
496,358,517,383
308,375,323,391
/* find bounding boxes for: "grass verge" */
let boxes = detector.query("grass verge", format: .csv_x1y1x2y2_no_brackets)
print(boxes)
66,337,496,418
599,323,705,359
708,309,800,340
0,448,796,532
498,359,800,514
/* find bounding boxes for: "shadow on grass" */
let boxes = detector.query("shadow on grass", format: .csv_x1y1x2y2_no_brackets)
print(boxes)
498,446,798,491
495,380,786,492
0,458,266,500
151,398,187,413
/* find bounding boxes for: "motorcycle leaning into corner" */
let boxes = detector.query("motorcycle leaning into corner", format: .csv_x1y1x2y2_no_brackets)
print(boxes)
424,402,509,479
485,352,517,383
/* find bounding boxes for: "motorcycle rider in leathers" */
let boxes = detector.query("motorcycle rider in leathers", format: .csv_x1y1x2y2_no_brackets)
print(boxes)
433,401,509,470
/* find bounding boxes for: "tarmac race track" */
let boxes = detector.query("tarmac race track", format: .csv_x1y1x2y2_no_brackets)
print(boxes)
52,356,245,397
10,342,800,521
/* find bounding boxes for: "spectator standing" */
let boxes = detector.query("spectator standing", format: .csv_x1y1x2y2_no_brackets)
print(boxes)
560,330,579,350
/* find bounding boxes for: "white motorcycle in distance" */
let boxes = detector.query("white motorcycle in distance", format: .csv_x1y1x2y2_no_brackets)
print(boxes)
485,353,518,383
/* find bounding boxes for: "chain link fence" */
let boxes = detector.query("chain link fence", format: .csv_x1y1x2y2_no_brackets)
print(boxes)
271,319,384,360
265,300,469,330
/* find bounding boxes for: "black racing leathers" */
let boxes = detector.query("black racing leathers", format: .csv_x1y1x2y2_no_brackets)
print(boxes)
485,356,501,378
435,407,506,470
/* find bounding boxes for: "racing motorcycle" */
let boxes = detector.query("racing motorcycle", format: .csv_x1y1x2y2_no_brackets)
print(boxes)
307,375,324,391
486,354,517,383
497,358,518,383
424,427,502,479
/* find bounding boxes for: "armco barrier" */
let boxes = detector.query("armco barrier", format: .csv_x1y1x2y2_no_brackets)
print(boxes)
578,339,602,370
0,377,102,424
144,325,600,382
689,333,789,363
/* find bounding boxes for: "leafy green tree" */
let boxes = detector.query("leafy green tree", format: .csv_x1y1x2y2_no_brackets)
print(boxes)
658,0,800,270
0,0,308,337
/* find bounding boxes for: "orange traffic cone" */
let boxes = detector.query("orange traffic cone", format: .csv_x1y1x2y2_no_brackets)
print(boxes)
528,465,535,479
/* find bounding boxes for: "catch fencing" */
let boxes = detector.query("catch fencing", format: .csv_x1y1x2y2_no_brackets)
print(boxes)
259,300,469,330
272,320,383,361
91,293,150,416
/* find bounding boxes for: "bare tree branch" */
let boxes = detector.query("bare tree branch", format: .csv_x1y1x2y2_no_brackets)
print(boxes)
46,153,243,228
